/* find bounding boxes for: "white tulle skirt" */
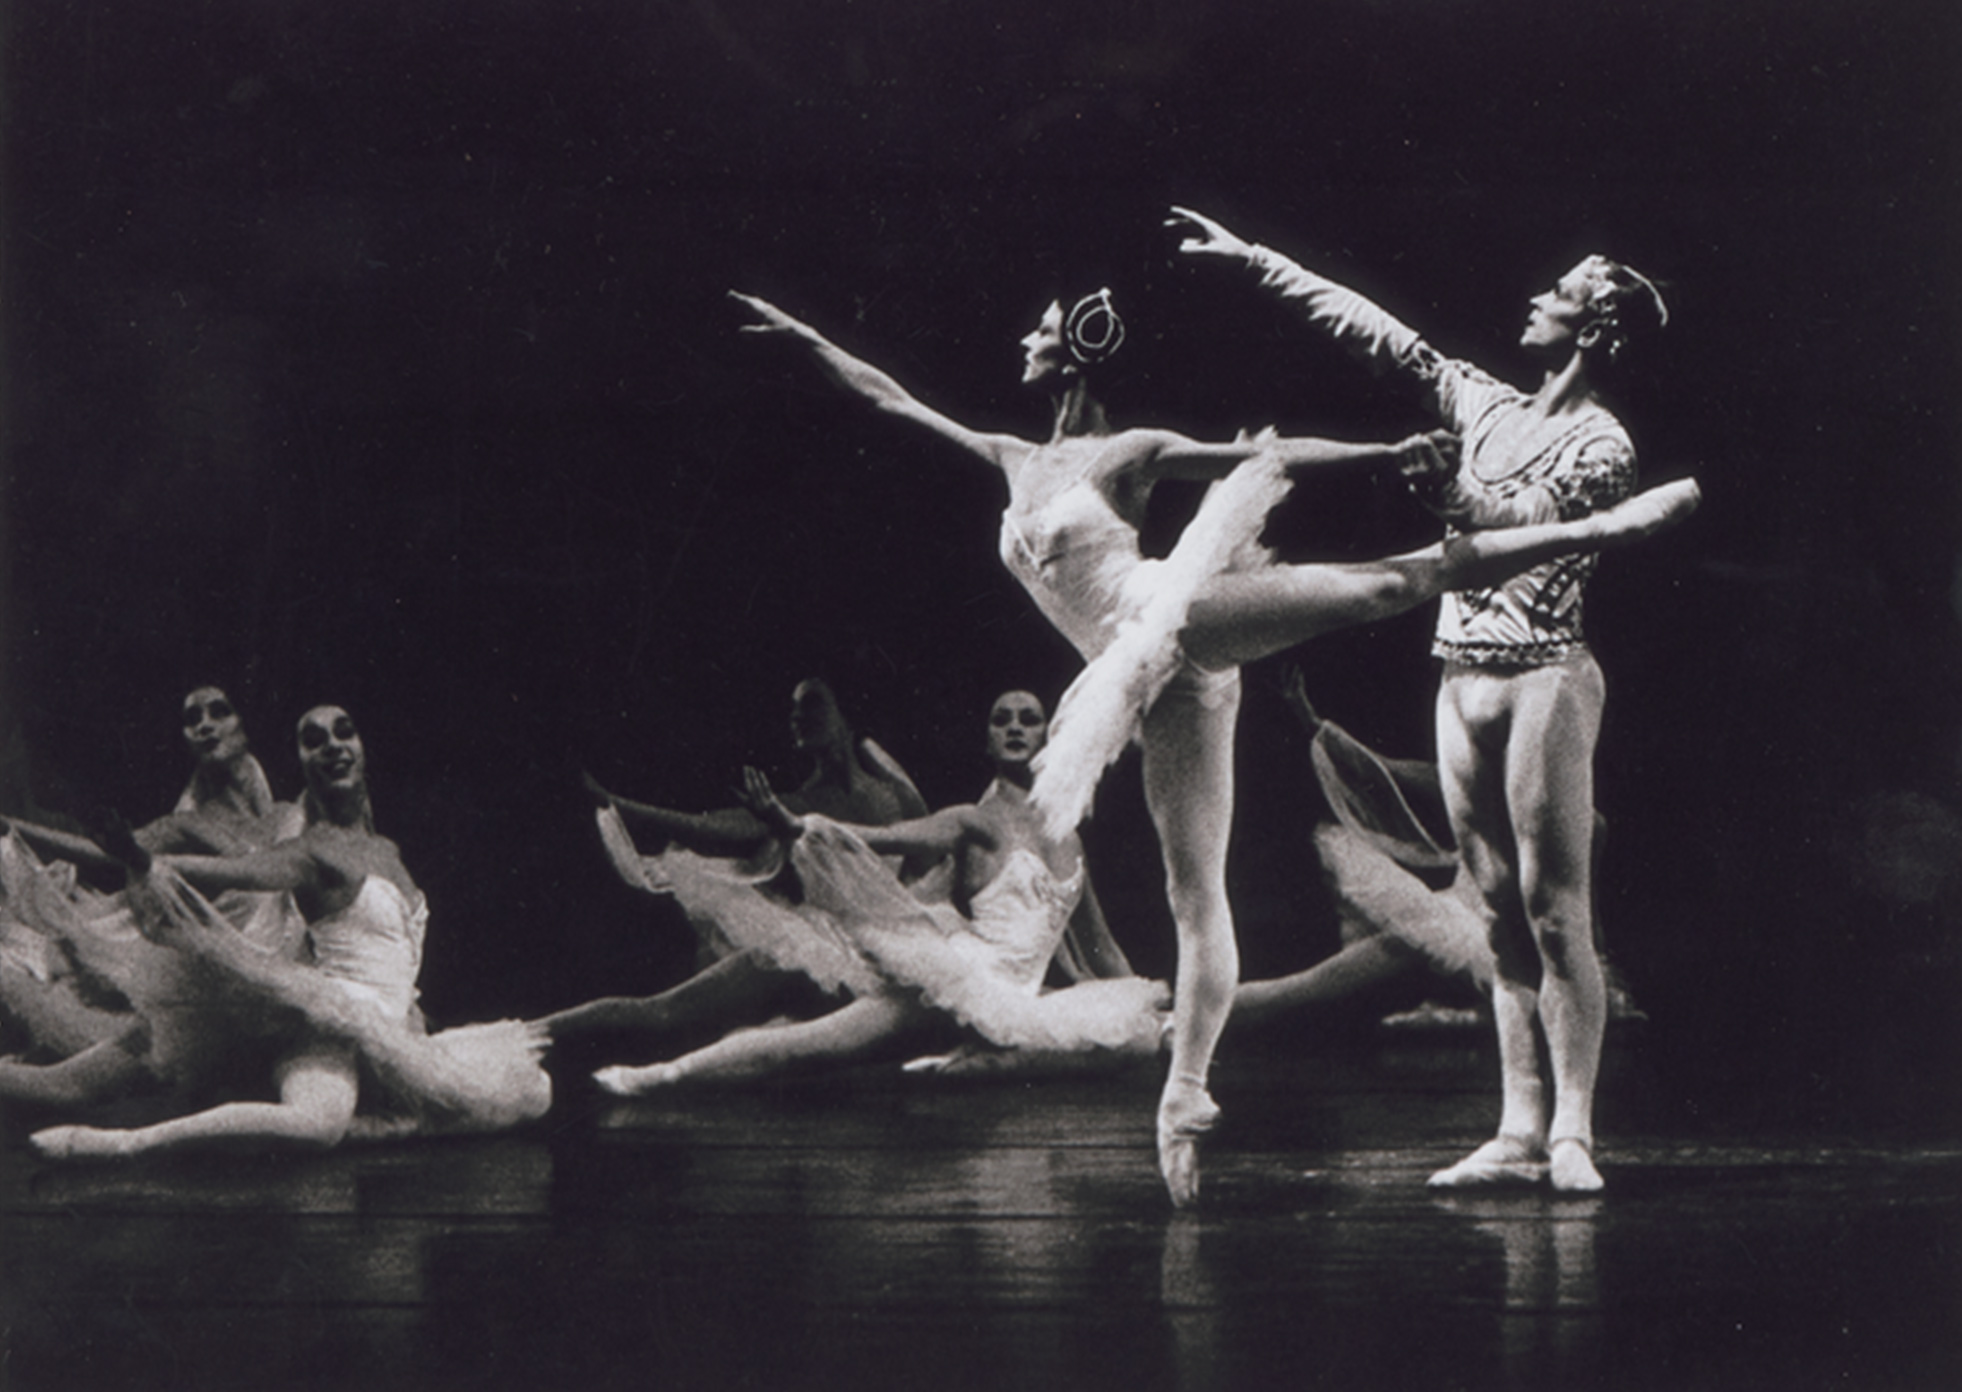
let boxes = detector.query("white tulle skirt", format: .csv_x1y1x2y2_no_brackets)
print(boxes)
1030,451,1292,839
659,818,1169,1055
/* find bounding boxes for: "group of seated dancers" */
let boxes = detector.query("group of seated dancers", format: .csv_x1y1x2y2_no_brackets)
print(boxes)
0,209,1700,1206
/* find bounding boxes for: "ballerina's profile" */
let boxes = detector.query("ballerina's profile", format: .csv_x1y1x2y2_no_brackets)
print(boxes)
733,282,1698,1205
24,704,551,1159
589,689,1167,1095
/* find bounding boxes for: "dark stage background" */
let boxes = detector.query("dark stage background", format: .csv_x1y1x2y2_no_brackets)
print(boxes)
3,1,1957,1132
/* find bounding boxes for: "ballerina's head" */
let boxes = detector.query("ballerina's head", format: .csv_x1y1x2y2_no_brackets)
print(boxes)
1522,255,1668,368
986,690,1049,773
181,685,249,769
788,678,852,756
297,704,374,830
1021,288,1126,387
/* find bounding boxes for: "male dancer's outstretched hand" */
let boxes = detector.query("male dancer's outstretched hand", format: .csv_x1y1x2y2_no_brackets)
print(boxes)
1166,207,1256,263
1393,429,1461,486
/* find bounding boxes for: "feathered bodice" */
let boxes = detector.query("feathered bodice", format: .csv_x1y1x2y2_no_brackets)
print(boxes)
965,847,1084,989
1005,453,1293,838
308,876,426,1019
999,483,1150,662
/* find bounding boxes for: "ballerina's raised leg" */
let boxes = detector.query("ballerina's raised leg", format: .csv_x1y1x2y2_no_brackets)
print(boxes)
1127,477,1697,1203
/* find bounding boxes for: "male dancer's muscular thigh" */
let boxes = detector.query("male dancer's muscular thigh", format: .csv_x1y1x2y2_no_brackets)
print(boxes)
1500,659,1605,900
1435,672,1517,901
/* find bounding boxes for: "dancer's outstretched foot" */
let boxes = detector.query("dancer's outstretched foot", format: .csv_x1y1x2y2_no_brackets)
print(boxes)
1156,1076,1221,1209
1428,1134,1549,1189
1548,1136,1605,1193
31,1125,139,1161
593,1062,680,1096
1593,477,1701,545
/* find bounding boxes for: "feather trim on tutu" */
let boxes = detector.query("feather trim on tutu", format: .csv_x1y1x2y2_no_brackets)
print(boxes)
120,865,551,1130
594,804,785,895
1030,450,1292,840
658,836,883,998
1312,825,1492,983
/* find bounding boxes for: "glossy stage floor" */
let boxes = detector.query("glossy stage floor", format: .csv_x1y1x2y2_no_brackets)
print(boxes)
2,1027,1957,1392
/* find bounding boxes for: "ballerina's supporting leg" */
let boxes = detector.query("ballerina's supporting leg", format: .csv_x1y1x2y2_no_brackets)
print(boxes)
593,991,924,1095
32,1043,359,1160
535,949,803,1040
1138,682,1238,1209
1181,479,1700,671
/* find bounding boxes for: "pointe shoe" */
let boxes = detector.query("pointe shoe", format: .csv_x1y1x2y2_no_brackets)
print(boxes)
1428,1134,1549,1188
1549,1136,1605,1193
1599,478,1702,542
30,1125,136,1162
1157,1082,1222,1209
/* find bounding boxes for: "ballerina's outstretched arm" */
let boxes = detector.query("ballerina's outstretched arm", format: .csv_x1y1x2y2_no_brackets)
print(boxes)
1136,425,1461,485
731,291,1028,473
739,766,984,863
1050,873,1134,983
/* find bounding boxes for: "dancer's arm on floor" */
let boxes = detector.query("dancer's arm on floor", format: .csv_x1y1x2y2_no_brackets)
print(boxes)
857,737,930,820
1051,873,1135,983
731,291,1028,472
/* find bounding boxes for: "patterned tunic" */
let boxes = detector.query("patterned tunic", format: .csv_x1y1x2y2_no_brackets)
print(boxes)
1247,246,1636,668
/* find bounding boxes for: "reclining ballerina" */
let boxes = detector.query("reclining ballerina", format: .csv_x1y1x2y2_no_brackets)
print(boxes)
20,704,551,1159
1,684,308,1095
588,689,1166,1095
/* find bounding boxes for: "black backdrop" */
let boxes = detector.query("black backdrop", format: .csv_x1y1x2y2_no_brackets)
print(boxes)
4,0,1957,1131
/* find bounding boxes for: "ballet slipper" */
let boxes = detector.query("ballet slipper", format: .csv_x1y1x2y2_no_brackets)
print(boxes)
1156,1077,1222,1209
1548,1136,1605,1193
899,1052,958,1075
1427,1134,1549,1189
30,1124,139,1162
592,1063,679,1096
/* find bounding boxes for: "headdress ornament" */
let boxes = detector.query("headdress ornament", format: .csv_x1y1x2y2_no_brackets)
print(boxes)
1064,288,1126,366
1573,255,1669,363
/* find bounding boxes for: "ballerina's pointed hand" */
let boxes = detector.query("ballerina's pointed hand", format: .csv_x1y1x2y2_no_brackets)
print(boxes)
729,290,813,340
740,766,804,839
579,768,616,809
1166,206,1253,260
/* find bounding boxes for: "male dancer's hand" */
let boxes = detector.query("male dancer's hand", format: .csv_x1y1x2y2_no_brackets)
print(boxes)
1393,429,1461,485
1166,207,1256,263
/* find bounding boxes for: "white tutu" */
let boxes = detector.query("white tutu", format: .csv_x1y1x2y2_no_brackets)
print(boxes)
1007,450,1294,839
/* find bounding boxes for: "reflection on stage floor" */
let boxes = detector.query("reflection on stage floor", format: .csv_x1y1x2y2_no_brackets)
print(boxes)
3,1039,1956,1391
